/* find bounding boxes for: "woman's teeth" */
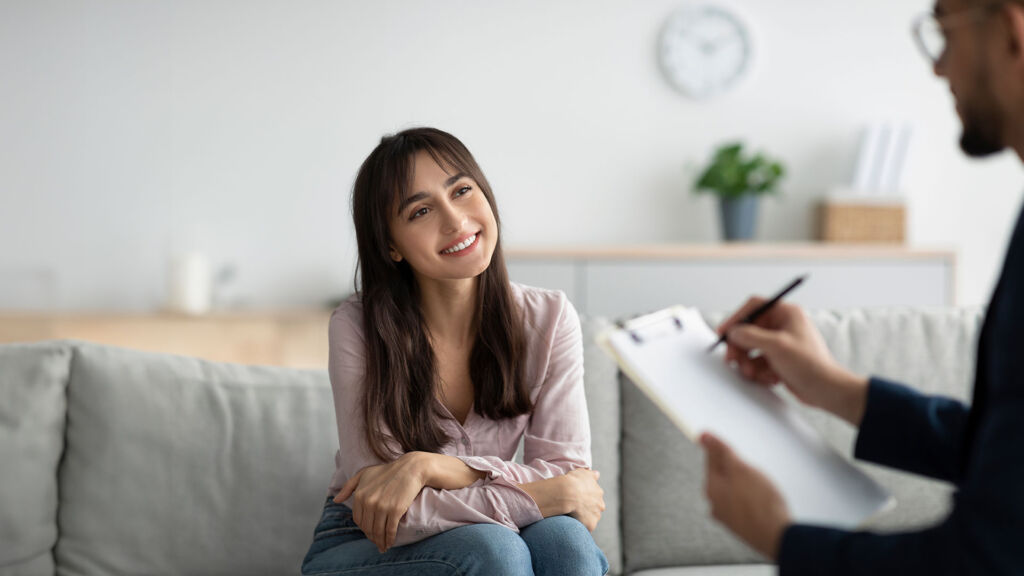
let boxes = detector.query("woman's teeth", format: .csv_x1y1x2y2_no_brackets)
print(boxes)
442,234,477,254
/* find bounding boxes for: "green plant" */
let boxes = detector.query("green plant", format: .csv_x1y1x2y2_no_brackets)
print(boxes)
694,142,786,199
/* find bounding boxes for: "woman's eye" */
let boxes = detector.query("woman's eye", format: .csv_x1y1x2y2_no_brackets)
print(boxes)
455,186,472,197
410,207,429,220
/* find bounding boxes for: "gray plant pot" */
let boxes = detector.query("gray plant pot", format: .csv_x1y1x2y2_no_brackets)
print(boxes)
719,195,759,241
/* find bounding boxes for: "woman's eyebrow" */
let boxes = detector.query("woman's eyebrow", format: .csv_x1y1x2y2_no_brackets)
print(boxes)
398,173,470,213
397,191,429,214
444,172,469,187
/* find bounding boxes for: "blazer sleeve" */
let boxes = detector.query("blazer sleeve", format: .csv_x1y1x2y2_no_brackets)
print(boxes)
455,295,592,483
852,377,971,484
328,306,543,548
778,391,1024,574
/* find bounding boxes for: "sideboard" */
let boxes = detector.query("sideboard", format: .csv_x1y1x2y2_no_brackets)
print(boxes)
506,243,956,320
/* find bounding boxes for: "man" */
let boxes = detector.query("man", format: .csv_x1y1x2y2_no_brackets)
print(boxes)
702,0,1024,573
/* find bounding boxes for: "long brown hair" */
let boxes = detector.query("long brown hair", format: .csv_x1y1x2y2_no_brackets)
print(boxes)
351,127,531,461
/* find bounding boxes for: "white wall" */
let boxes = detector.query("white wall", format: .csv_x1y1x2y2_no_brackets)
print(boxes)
1,0,1021,310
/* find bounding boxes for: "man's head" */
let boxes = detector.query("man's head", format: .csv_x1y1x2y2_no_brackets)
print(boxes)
929,0,1024,156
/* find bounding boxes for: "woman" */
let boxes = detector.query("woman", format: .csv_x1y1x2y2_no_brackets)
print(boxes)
301,127,608,576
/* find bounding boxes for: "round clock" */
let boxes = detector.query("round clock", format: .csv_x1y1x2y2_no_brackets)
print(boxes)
658,3,752,100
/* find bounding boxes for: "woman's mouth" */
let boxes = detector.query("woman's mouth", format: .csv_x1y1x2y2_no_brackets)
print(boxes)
441,232,480,255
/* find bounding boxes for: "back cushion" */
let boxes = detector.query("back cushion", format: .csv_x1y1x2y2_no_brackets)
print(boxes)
55,343,337,576
0,341,71,576
581,317,623,575
811,307,981,531
620,307,982,573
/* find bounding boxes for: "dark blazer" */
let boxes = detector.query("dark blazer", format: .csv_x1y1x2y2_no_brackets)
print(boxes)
778,206,1024,575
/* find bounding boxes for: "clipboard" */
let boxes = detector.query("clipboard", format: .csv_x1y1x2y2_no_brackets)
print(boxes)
598,306,894,529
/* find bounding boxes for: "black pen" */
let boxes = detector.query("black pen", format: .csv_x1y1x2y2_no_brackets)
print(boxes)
706,274,808,353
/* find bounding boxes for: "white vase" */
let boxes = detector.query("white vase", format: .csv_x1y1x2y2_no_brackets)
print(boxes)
167,252,212,315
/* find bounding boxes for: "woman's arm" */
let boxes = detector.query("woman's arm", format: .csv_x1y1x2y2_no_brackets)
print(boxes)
420,452,603,530
329,305,547,550
448,291,605,529
452,292,593,485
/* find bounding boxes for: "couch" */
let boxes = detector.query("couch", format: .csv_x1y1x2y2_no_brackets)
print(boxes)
0,306,981,575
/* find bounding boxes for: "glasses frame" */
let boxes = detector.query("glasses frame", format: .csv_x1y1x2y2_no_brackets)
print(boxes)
912,1,1008,64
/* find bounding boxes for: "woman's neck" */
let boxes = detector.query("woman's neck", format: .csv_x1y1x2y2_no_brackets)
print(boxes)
417,276,479,349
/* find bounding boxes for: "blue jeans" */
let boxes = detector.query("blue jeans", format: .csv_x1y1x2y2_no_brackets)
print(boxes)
301,498,609,576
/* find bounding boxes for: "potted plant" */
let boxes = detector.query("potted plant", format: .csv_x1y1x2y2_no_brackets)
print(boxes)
694,142,786,241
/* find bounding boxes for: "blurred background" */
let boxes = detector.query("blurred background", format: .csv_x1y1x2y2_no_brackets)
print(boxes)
1,0,1019,364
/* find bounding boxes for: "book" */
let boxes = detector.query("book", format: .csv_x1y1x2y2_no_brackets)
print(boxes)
598,306,894,529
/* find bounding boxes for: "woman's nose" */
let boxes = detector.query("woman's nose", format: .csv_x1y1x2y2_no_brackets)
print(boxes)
441,204,467,233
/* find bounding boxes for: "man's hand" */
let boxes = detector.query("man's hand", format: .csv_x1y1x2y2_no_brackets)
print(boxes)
718,297,870,427
700,433,790,560
333,452,431,553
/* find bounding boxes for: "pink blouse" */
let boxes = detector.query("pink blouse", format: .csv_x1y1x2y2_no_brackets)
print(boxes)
326,282,592,547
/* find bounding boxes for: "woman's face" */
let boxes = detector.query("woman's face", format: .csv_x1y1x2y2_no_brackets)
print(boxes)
387,150,498,284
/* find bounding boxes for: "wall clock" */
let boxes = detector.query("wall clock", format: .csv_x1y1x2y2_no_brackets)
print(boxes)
658,3,753,100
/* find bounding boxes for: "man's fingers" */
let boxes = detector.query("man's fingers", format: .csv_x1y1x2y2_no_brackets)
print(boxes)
728,324,780,354
717,297,768,336
700,433,729,472
738,356,777,385
701,432,744,477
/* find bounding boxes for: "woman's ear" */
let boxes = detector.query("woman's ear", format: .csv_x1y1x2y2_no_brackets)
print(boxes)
389,247,404,262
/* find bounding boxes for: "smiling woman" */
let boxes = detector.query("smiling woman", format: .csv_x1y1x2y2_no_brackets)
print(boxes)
300,127,609,576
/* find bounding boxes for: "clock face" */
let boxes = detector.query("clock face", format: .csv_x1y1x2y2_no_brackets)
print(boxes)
658,4,752,99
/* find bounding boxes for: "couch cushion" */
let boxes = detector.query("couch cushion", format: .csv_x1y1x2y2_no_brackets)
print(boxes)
0,341,71,576
621,372,762,572
810,307,981,531
620,307,981,573
581,317,623,575
55,342,336,576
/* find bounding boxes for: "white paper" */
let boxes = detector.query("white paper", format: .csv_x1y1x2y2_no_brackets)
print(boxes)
852,123,882,193
598,307,893,529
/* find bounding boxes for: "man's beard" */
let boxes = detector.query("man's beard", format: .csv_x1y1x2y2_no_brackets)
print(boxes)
960,58,1005,157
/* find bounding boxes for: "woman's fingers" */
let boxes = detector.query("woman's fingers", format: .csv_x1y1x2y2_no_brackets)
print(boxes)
372,506,388,552
334,469,364,503
352,497,364,531
386,510,401,551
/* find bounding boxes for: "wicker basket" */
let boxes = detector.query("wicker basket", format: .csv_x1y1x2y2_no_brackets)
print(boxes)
820,200,906,243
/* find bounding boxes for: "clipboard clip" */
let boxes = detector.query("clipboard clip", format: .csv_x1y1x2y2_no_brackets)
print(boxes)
616,309,685,344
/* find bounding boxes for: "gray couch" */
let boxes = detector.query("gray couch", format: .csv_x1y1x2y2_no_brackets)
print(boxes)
1,307,981,576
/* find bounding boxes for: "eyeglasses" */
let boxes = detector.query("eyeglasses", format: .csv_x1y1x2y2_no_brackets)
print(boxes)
912,1,1006,64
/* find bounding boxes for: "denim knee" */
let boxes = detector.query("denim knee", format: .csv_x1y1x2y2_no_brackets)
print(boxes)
450,523,533,576
520,516,608,576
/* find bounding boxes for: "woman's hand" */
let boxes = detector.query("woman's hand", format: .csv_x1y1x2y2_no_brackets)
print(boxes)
564,469,606,532
700,433,790,559
717,297,870,427
333,452,485,553
333,452,431,553
521,469,605,532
